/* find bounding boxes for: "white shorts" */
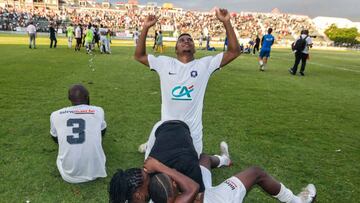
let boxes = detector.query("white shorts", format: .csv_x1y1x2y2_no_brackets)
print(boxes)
144,121,202,159
204,176,247,203
200,165,212,188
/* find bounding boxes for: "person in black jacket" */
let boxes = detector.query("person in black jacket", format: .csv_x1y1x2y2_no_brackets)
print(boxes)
49,23,57,48
253,35,260,54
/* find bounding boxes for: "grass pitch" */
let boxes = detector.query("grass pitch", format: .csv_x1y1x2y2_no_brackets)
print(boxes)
0,34,359,202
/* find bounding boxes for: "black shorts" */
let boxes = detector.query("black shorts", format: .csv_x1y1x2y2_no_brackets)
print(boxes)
94,35,100,43
149,120,205,192
76,38,82,44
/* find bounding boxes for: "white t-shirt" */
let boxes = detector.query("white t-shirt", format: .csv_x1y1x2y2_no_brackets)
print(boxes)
133,30,139,39
99,27,108,36
148,53,224,155
75,26,81,38
296,34,313,54
50,104,107,183
26,24,36,34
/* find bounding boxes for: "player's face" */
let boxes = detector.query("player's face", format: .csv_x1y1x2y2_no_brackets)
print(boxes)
176,35,195,55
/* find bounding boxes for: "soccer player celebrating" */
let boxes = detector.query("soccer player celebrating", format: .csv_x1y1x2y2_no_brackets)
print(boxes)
50,84,107,183
66,23,74,48
85,24,94,54
134,8,241,157
258,28,275,71
99,24,110,54
74,23,82,51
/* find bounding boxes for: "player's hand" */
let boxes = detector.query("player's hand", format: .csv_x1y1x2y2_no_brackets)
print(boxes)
215,8,231,23
143,156,162,173
143,15,158,28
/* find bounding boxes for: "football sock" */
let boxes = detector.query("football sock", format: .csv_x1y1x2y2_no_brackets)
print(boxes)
259,60,264,66
274,183,302,203
214,155,231,167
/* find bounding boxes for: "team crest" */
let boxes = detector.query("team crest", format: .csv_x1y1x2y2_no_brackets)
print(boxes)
190,70,198,78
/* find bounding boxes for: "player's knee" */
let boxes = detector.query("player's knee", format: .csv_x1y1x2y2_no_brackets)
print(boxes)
248,166,266,180
199,154,211,167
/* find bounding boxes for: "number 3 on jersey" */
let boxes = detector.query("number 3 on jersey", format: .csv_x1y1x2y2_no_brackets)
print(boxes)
67,118,85,144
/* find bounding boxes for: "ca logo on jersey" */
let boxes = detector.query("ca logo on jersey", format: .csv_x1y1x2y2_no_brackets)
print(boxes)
172,85,194,101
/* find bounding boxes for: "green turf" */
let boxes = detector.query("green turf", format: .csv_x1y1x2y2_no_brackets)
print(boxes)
0,34,359,202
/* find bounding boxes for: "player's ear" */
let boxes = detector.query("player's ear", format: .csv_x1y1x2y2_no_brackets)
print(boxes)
172,180,177,190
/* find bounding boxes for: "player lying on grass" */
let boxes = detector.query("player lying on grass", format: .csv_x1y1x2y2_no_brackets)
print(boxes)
109,120,231,203
146,155,316,203
134,8,241,157
50,84,107,183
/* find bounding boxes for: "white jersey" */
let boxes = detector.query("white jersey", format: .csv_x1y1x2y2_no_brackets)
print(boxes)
99,27,108,36
75,26,81,38
148,53,223,155
204,176,246,203
50,104,107,183
27,24,36,34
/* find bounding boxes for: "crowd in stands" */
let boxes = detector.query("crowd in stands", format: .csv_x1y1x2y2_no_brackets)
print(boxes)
0,5,326,43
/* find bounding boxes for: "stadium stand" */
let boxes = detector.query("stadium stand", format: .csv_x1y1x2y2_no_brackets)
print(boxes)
0,0,357,46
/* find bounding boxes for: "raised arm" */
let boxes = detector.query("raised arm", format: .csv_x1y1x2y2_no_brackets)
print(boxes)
216,8,241,67
144,157,199,203
134,15,158,67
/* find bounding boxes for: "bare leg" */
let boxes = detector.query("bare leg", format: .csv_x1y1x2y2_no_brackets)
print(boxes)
199,141,231,169
235,166,281,195
234,166,316,203
199,154,219,170
263,57,268,66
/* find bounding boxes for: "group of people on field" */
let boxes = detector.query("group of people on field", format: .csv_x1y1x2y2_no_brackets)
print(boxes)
65,23,112,54
26,21,112,54
257,27,313,75
49,8,316,203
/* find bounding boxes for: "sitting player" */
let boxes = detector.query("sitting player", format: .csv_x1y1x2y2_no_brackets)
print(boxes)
50,84,107,183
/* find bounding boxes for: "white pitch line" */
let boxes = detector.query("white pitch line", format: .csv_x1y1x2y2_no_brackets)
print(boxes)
307,61,360,73
272,55,360,73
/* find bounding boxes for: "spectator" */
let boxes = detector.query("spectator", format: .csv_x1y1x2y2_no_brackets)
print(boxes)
26,21,36,49
49,23,57,48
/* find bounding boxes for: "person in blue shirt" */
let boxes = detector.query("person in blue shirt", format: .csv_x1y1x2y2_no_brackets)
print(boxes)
223,36,228,51
259,28,275,71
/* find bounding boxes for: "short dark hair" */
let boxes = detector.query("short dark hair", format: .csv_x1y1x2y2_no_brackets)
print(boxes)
175,33,193,50
268,28,273,34
149,173,174,203
178,33,192,40
303,29,309,35
68,84,89,105
109,168,144,203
